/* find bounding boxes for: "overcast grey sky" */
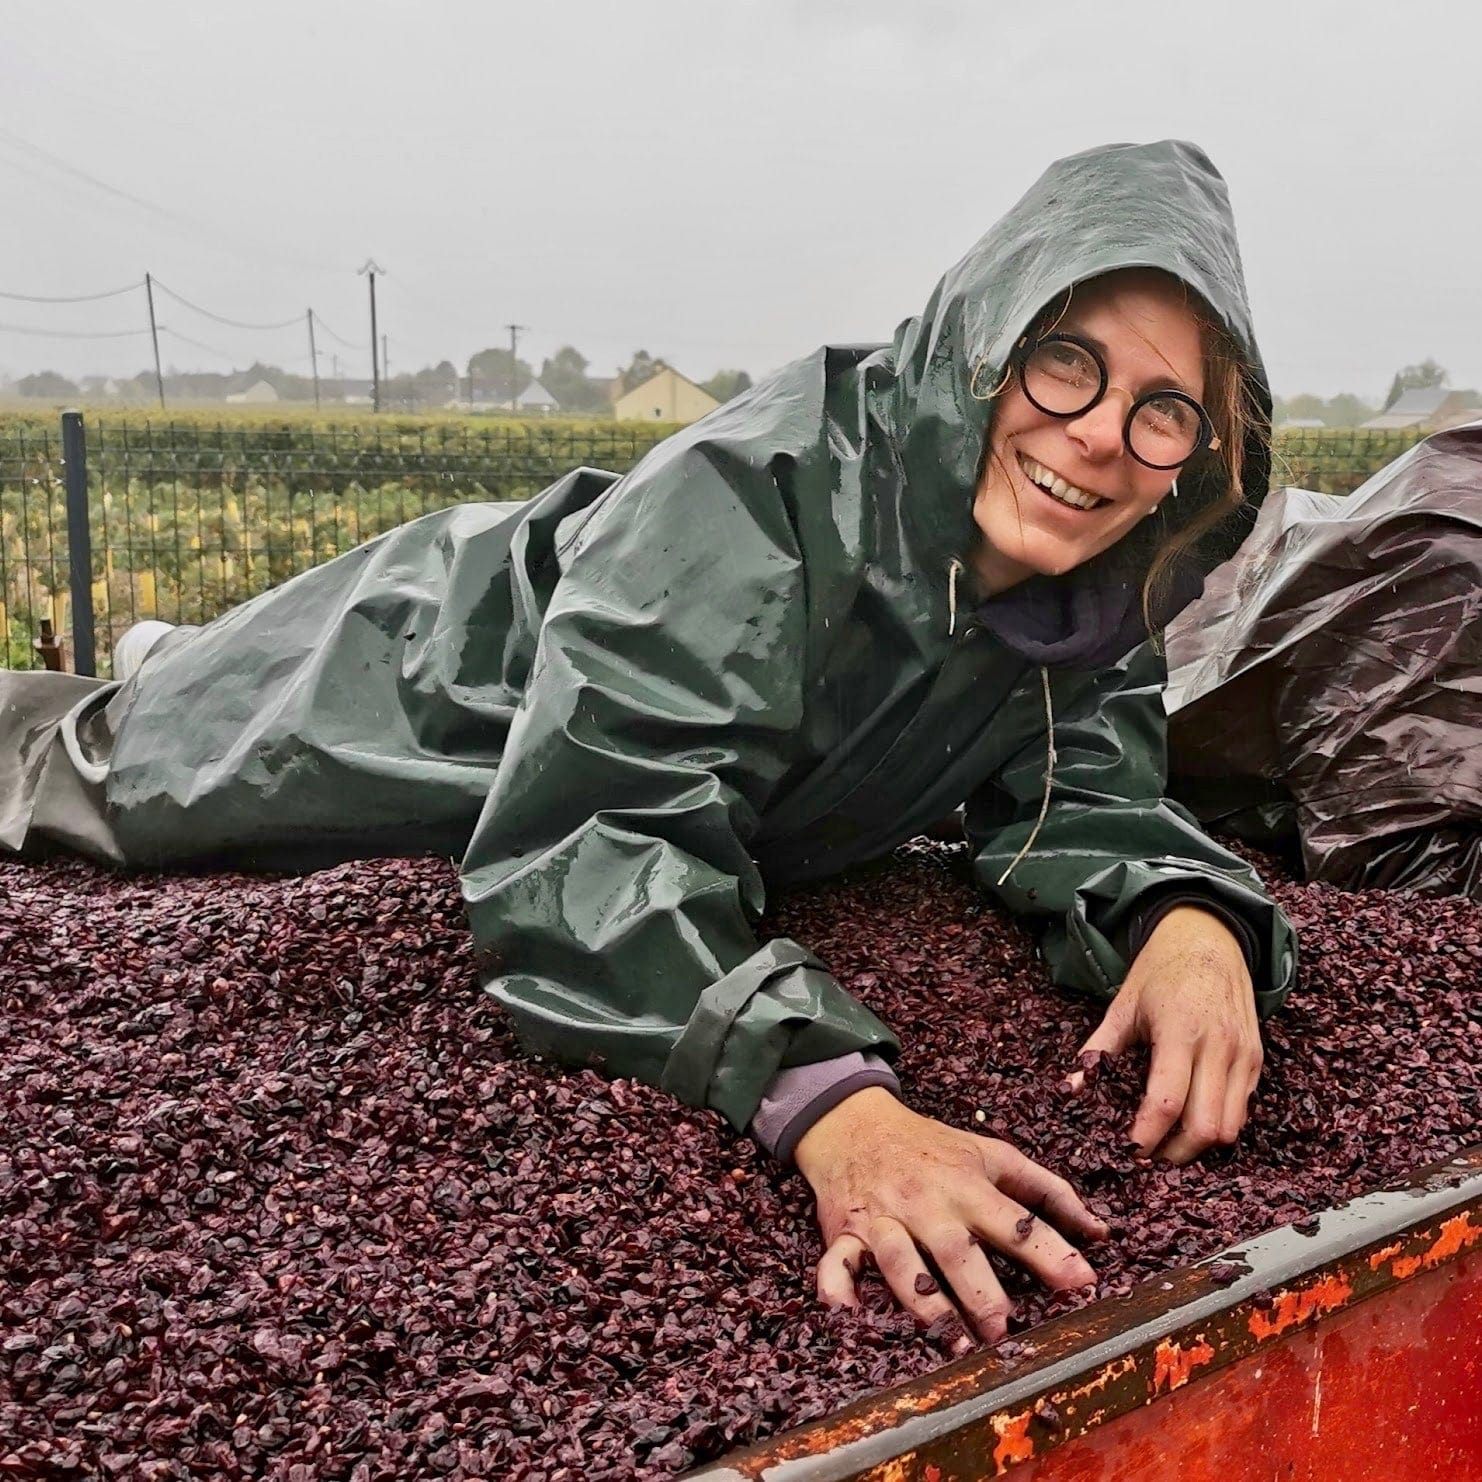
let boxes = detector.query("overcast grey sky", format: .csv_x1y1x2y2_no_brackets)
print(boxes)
4,0,1479,400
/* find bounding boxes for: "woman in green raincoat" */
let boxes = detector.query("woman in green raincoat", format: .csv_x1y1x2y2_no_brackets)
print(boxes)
1,139,1296,1343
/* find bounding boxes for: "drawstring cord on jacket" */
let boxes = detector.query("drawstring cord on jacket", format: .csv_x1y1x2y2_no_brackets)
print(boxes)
943,560,1055,886
947,558,965,637
996,665,1055,887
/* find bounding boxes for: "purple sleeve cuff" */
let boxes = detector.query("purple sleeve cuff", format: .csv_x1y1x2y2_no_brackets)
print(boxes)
749,1051,900,1165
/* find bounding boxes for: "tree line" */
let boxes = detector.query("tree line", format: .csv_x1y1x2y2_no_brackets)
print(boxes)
15,349,1473,426
1274,358,1477,427
5,346,754,412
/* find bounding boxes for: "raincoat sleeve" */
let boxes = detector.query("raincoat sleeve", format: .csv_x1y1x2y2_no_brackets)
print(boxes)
458,443,900,1133
964,641,1297,1018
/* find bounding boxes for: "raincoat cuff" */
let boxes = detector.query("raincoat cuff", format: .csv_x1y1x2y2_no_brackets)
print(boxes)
659,938,901,1132
1048,859,1297,1019
750,1052,900,1165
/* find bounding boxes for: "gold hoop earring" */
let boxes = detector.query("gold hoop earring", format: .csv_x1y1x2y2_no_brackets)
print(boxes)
969,355,1013,403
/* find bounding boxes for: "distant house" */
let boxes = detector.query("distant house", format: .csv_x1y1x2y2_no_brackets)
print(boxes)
225,378,280,405
613,367,719,425
334,378,377,406
444,379,544,412
1361,387,1482,431
513,378,560,414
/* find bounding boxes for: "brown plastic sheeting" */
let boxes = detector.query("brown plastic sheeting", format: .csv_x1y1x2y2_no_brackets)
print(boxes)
1165,423,1482,899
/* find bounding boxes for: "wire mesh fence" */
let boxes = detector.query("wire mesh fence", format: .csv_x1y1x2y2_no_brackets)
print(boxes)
0,416,1436,677
1270,427,1425,496
0,421,71,674
0,417,672,675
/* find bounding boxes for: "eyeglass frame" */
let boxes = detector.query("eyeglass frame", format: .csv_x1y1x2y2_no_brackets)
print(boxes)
1012,331,1220,472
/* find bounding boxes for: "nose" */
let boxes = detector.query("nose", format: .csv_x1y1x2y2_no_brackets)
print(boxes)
1063,390,1128,462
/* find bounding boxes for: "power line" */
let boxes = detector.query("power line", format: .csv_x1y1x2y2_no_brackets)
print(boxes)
0,267,792,385
0,266,366,386
151,277,302,332
0,320,149,339
310,312,362,350
0,281,141,304
0,124,179,223
158,326,246,362
0,124,345,279
154,325,315,373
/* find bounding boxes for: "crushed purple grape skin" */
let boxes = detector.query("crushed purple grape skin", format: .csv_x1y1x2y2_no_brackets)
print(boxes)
1204,1260,1247,1288
1,841,1478,1478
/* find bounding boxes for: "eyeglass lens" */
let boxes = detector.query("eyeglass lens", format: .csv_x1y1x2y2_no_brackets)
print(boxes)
1023,340,1204,466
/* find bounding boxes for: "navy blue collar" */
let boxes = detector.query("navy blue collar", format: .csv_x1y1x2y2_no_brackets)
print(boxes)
974,570,1146,670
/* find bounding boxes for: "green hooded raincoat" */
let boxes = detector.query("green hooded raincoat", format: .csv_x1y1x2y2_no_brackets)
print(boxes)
7,140,1297,1132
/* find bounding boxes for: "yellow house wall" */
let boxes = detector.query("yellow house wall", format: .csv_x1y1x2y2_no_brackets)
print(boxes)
613,368,720,425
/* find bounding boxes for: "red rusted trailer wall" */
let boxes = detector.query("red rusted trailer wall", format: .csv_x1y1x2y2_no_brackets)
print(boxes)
971,1251,1482,1481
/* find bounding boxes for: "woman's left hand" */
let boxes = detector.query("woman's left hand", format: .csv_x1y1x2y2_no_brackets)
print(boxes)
1066,906,1262,1164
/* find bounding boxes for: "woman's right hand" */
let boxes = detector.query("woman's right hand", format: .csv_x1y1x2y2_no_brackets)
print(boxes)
793,1087,1108,1347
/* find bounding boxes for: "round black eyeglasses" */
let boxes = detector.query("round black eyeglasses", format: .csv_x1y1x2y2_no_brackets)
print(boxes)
1015,333,1219,471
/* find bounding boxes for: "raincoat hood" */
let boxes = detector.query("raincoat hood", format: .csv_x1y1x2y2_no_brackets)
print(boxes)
880,138,1272,634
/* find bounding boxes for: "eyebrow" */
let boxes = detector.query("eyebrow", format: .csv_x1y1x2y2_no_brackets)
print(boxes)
1063,329,1199,400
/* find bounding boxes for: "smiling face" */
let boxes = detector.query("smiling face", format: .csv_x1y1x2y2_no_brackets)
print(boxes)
970,270,1209,594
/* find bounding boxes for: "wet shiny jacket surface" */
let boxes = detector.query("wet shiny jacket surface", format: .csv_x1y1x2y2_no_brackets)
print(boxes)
98,140,1296,1129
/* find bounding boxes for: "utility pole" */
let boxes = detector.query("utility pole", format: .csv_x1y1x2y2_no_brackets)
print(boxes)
359,260,384,412
382,333,389,390
505,322,527,411
144,272,166,410
306,309,321,410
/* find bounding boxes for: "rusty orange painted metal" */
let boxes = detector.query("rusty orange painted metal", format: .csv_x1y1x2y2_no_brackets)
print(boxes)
990,1411,1035,1471
1245,1271,1353,1341
1386,1208,1480,1280
999,1250,1482,1481
692,1146,1482,1481
1149,1334,1214,1394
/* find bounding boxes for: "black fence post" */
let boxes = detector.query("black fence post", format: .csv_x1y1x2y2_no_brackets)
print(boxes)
60,409,97,677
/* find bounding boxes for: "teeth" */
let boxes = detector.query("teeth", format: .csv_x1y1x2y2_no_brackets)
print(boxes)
1020,455,1105,511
